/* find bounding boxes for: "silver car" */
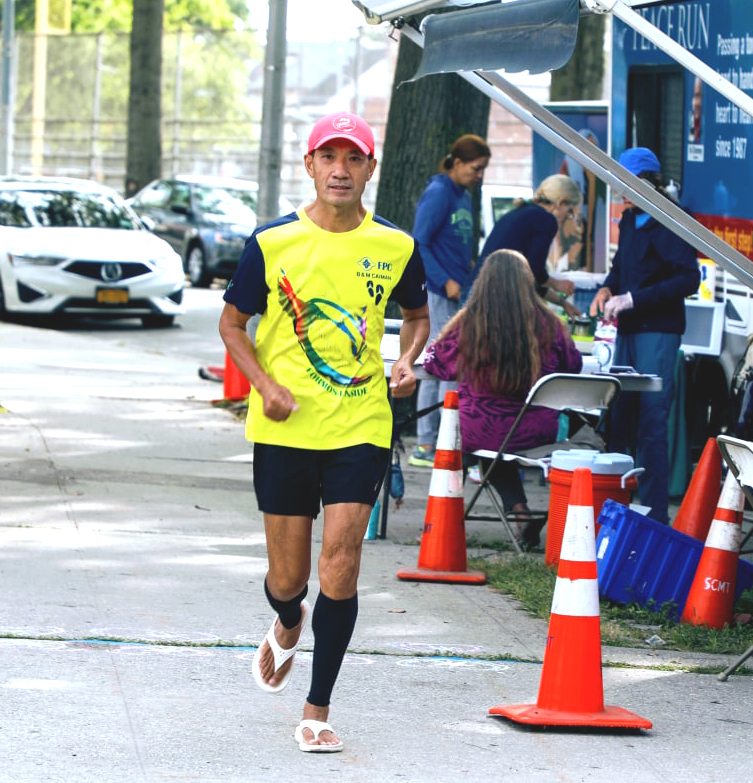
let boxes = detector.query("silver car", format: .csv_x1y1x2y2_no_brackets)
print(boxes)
0,176,185,327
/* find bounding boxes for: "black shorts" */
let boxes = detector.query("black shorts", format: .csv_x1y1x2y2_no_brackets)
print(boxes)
252,443,390,518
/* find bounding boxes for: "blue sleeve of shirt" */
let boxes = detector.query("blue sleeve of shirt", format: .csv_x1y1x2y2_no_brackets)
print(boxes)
390,239,428,310
222,232,269,316
631,223,700,309
602,245,622,294
602,211,629,294
525,224,556,288
412,182,453,290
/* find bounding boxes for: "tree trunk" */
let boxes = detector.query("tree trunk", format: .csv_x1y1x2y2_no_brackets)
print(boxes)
125,0,164,195
550,13,606,101
375,30,490,244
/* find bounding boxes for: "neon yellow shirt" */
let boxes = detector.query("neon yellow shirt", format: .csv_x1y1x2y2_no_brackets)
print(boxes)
224,209,426,449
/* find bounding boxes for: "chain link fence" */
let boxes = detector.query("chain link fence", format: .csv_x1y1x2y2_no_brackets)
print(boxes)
8,28,391,206
7,28,534,208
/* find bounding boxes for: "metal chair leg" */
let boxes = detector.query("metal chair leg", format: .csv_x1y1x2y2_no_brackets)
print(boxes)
718,644,753,681
482,484,523,555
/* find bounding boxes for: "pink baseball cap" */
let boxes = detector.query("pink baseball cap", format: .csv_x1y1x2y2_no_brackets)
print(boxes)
307,111,375,156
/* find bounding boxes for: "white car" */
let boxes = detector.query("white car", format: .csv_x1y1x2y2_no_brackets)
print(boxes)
0,176,185,327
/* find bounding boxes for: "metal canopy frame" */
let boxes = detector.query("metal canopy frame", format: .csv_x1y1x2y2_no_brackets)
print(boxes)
355,0,753,289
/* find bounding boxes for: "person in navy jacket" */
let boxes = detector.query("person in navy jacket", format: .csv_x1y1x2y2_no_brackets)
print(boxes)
590,147,700,523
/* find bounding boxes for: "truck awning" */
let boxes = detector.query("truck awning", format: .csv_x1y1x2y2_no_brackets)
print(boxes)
413,0,579,78
398,17,753,289
354,0,753,289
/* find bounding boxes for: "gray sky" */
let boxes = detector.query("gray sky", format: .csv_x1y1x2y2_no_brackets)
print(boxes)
248,0,370,41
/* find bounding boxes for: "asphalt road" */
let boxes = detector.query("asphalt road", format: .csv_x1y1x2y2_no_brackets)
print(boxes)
26,284,232,369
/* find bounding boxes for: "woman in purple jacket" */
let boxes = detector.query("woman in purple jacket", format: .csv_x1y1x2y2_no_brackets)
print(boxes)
423,249,582,549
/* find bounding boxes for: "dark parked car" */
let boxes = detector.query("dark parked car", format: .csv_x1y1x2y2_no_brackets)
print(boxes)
128,175,295,287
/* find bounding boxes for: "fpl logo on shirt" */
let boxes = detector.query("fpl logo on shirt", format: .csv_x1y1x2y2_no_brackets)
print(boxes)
357,257,392,273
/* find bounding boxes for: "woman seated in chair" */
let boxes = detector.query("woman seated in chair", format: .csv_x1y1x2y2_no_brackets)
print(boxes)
423,249,583,550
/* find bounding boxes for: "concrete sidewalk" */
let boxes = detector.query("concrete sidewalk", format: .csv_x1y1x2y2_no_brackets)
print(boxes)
1,320,752,783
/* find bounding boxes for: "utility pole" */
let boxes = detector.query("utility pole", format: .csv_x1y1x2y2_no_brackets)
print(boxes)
257,0,287,226
31,0,49,174
1,0,14,174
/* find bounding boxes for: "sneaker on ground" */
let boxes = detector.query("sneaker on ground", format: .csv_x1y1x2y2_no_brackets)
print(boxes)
467,464,482,484
408,446,436,467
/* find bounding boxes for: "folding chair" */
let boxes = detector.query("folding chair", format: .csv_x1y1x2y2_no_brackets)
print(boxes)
716,434,753,680
464,373,622,554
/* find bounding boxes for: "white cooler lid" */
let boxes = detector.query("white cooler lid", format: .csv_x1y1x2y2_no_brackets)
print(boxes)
550,449,634,474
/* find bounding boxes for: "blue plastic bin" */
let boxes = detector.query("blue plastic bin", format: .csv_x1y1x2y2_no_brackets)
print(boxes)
737,556,753,598
595,500,753,619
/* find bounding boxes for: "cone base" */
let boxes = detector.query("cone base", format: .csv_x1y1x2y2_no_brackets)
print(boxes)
396,567,486,584
489,703,652,729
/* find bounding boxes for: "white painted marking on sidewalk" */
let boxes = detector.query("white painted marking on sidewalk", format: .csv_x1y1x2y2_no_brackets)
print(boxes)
0,637,517,674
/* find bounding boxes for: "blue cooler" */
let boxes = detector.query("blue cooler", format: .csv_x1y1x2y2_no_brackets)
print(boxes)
596,499,753,619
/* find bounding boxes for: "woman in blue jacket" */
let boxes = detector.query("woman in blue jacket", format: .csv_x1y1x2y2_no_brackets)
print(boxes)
590,147,700,523
409,134,491,467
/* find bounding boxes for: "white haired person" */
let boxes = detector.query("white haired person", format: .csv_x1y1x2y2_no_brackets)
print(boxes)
477,173,583,319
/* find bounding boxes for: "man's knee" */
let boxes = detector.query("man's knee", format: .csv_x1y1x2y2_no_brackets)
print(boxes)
266,569,310,599
319,542,361,597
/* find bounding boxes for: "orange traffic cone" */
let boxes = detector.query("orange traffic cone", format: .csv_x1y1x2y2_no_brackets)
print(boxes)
680,470,745,629
397,390,485,585
223,350,251,401
490,468,652,728
672,438,722,540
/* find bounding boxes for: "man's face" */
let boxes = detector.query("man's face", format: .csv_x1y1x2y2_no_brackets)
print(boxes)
304,138,377,208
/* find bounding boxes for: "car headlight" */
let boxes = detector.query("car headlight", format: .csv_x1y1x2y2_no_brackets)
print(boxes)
149,251,183,270
214,231,245,245
9,253,64,266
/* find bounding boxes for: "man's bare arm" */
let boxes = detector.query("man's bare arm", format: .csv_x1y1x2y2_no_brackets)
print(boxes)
389,303,430,398
218,303,299,421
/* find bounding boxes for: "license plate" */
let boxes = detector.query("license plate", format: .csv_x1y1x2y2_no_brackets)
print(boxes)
96,287,129,304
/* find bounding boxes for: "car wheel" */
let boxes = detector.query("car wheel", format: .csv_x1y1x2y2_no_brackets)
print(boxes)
0,277,6,319
187,245,212,287
141,315,175,328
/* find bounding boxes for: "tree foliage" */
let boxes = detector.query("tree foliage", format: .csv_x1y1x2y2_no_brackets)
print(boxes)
1,0,249,31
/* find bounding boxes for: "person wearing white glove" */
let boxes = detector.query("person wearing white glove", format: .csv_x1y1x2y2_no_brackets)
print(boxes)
589,147,700,524
603,291,633,321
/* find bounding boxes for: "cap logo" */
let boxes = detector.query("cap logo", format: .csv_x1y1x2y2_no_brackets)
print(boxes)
332,115,357,133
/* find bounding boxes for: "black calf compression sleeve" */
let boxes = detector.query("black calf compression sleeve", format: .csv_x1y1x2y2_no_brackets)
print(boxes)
307,592,358,707
264,579,309,630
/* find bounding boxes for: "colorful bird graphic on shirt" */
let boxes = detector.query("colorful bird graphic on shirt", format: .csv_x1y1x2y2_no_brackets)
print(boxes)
278,270,371,387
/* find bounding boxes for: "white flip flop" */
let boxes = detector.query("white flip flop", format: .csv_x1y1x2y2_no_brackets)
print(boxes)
251,599,310,694
294,719,344,753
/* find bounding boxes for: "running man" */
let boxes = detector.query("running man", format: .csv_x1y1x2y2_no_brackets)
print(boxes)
219,111,429,752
